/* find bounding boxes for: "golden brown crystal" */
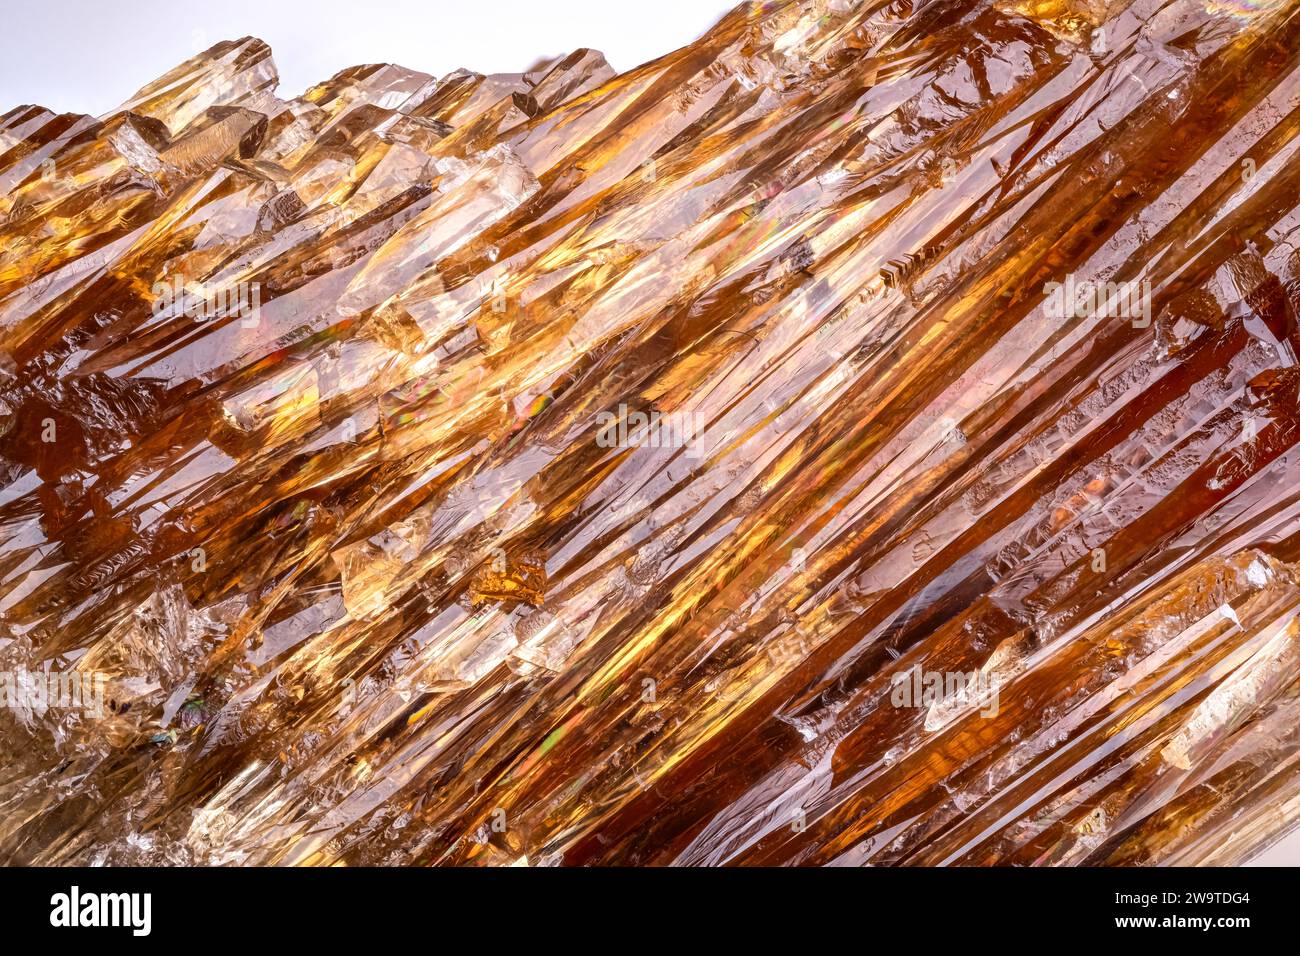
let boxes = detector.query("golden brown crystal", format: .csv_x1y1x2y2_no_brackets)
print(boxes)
3,0,1300,866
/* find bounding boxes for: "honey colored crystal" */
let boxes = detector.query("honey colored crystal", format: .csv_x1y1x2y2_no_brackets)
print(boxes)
3,0,1300,866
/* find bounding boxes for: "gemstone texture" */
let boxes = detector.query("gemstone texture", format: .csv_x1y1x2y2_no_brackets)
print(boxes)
3,0,1300,866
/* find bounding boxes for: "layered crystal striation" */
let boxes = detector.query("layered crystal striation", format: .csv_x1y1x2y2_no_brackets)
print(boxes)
3,0,1300,866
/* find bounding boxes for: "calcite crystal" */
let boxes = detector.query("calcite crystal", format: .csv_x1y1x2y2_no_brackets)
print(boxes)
3,0,1300,867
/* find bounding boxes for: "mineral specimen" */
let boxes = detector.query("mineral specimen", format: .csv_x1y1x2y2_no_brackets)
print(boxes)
3,0,1300,867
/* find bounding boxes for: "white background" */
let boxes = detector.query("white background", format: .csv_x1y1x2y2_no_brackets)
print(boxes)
1,0,732,116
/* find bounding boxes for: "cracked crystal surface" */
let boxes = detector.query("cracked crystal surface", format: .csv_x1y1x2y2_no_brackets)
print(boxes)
3,0,1300,866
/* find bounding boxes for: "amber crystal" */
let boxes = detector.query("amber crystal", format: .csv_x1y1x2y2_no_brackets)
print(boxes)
4,0,1300,867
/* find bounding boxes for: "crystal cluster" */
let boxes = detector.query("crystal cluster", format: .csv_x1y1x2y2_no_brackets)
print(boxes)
3,0,1300,866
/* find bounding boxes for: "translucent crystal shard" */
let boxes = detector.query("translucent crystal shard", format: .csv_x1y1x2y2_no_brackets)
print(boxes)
3,0,1300,867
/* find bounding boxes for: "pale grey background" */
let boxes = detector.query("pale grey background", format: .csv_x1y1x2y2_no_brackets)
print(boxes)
1,0,732,116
